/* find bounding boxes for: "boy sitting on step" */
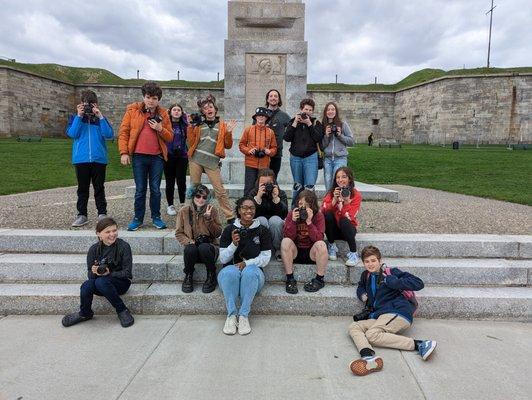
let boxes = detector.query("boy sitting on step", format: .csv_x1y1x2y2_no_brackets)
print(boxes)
348,245,436,376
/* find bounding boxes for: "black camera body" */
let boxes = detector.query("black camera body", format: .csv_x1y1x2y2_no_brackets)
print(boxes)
300,112,308,120
330,124,338,135
234,227,249,239
263,182,274,197
190,113,204,126
83,103,94,116
195,234,212,246
340,186,351,198
148,114,163,123
353,307,373,322
255,149,266,158
95,258,108,275
298,207,308,222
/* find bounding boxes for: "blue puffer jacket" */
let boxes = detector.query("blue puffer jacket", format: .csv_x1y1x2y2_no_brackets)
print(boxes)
66,115,114,164
356,267,424,323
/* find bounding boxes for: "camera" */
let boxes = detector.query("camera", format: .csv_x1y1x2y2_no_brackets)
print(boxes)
300,112,308,120
83,103,94,116
148,114,163,123
340,186,351,198
234,227,249,239
255,149,266,158
95,258,108,275
195,234,212,246
263,182,274,197
190,113,204,126
298,207,308,222
353,306,373,322
330,124,338,135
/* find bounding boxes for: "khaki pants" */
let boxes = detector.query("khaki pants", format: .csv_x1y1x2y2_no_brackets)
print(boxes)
348,313,415,352
189,161,234,220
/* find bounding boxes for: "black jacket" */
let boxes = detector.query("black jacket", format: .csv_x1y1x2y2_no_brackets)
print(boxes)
267,109,290,158
284,118,323,158
249,186,289,219
86,238,133,280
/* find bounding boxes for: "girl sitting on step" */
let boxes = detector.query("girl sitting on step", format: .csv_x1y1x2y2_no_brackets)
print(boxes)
62,217,134,328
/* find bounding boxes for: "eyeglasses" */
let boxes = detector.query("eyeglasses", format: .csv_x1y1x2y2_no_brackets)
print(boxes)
239,205,256,211
194,194,208,200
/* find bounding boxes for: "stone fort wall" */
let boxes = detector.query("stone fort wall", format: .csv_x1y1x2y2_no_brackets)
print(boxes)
1,65,530,144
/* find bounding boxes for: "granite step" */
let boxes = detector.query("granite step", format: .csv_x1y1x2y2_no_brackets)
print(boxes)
124,179,400,202
0,283,530,321
0,254,530,287
0,229,530,259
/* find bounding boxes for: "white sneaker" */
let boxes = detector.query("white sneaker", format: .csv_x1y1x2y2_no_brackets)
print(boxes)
328,243,338,261
238,316,251,335
223,315,237,335
345,251,360,267
167,205,176,216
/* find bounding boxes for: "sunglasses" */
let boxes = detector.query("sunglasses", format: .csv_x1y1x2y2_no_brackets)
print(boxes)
194,194,208,200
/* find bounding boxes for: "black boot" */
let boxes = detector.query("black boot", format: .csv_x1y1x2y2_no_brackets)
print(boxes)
182,273,194,293
202,271,217,293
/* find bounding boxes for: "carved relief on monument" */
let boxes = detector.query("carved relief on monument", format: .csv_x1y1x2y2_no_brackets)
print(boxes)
245,54,286,123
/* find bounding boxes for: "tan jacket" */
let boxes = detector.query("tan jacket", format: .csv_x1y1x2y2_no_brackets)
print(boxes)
175,204,223,246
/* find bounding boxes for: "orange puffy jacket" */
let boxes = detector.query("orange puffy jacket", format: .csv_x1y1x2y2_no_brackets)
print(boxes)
187,119,233,159
118,102,173,160
239,125,277,169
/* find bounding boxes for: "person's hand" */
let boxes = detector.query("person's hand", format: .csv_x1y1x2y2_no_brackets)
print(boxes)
344,212,351,220
292,208,300,222
120,154,130,166
148,119,162,132
325,125,331,136
91,265,109,276
361,293,368,302
272,185,280,200
257,184,266,198
248,147,257,156
293,113,302,126
226,119,237,132
92,105,103,119
204,204,213,218
333,187,341,200
336,126,342,136
231,229,241,246
237,261,246,271
76,104,84,117
264,148,271,155
305,207,314,225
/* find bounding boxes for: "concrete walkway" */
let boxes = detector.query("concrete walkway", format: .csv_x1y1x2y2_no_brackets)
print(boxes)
0,315,530,400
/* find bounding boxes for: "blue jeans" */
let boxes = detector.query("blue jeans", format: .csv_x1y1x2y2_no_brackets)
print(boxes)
290,152,318,204
132,154,164,220
323,156,348,191
217,264,265,317
80,276,131,316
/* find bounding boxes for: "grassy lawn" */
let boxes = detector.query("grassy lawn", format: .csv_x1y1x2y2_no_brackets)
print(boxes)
1,139,531,205
348,145,532,205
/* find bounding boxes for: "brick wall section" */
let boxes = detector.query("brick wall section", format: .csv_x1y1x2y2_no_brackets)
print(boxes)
1,66,530,144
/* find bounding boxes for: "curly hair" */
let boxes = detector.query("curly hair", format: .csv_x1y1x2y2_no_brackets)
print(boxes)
299,98,315,110
265,89,283,108
197,94,218,113
235,196,256,219
141,81,163,100
296,189,319,215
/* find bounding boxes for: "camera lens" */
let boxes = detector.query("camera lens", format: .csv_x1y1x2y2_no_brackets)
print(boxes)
341,187,351,197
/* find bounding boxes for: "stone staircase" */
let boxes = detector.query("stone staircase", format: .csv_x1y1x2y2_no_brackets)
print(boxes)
0,229,530,321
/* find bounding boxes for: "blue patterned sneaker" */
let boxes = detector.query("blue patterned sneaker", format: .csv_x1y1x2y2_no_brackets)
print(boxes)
345,251,360,267
418,340,437,360
152,217,167,229
328,243,338,261
127,218,143,231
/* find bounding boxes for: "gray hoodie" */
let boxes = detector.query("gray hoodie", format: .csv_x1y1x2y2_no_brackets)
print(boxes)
321,121,355,158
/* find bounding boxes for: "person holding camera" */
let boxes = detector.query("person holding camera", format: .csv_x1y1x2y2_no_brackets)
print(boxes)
239,107,278,195
175,184,222,294
164,103,189,216
321,166,362,266
265,89,290,179
348,245,436,376
217,196,272,335
248,168,288,260
281,189,327,294
62,217,134,328
284,98,323,206
118,81,173,231
319,102,355,190
66,90,114,227
187,94,237,222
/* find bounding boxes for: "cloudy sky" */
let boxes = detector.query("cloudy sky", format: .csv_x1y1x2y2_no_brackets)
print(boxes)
0,0,530,84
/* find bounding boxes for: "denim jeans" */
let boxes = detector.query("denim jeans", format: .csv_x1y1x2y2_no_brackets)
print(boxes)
217,264,265,317
132,154,164,220
256,215,284,252
323,156,348,191
290,152,318,204
80,276,131,316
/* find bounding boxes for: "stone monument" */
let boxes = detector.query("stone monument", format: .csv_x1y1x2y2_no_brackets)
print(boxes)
222,0,311,184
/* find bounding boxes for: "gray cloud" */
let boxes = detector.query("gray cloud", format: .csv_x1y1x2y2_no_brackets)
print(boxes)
0,0,530,84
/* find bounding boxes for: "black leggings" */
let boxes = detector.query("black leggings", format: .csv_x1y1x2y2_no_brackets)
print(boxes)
183,243,217,274
324,211,357,252
164,155,188,205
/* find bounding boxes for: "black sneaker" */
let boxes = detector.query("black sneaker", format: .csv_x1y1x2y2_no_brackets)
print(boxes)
61,312,92,327
202,272,217,293
117,309,134,328
182,273,194,293
286,278,298,294
304,278,325,292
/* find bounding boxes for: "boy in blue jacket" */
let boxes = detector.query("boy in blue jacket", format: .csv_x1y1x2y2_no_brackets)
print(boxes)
66,90,114,227
348,245,437,376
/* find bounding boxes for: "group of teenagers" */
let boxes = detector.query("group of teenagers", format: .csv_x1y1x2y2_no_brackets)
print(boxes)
61,82,437,376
